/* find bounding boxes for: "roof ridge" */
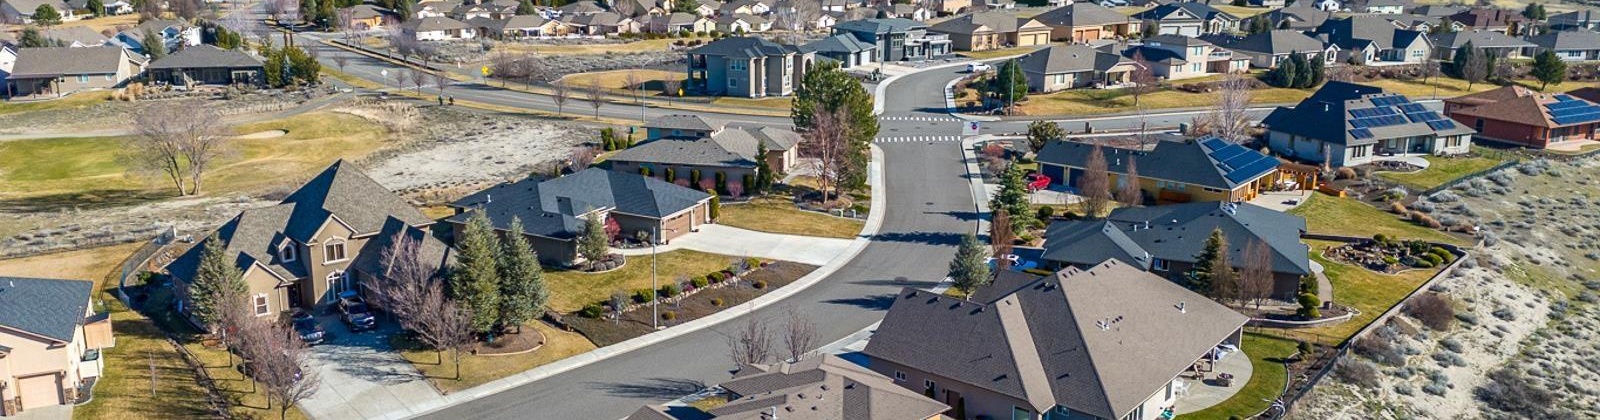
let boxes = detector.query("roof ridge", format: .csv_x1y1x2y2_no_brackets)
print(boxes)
1052,268,1121,418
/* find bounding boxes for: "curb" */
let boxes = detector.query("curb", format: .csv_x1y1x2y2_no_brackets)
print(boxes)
872,60,981,115
963,135,997,236
404,141,890,420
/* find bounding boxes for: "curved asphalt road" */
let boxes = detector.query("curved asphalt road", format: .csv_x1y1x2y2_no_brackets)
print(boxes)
415,66,979,420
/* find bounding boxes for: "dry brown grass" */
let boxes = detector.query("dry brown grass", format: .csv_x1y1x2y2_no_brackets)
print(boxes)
394,322,596,394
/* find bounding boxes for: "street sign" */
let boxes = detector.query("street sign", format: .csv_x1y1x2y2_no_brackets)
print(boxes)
380,69,388,77
481,65,492,76
962,120,980,136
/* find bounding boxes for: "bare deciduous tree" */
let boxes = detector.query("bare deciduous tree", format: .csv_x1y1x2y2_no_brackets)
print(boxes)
332,54,350,75
1080,142,1111,218
612,0,637,17
431,71,451,96
623,70,643,104
248,320,322,420
551,80,571,116
1128,51,1157,106
1116,156,1141,208
1204,73,1254,144
409,68,428,94
727,317,772,367
585,79,605,118
991,209,1015,270
124,101,231,196
568,146,599,173
1241,239,1275,309
661,78,681,98
799,104,851,204
366,231,474,378
782,307,816,362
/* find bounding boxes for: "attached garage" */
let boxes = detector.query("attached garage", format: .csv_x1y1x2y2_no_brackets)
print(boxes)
1018,31,1049,46
1073,28,1102,42
18,373,63,410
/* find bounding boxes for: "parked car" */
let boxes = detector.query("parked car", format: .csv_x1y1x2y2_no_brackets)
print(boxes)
290,311,326,346
338,291,377,332
966,62,991,73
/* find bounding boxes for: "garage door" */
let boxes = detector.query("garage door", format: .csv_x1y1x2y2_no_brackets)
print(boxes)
18,374,63,410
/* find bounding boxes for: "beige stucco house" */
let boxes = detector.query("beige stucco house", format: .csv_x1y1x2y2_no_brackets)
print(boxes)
929,11,1051,51
4,46,145,98
0,277,112,416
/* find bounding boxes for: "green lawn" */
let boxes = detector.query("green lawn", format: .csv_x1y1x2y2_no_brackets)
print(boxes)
544,249,738,313
1285,241,1436,345
0,91,113,115
1287,194,1463,245
1376,153,1505,190
1182,333,1298,420
391,322,596,394
719,197,864,239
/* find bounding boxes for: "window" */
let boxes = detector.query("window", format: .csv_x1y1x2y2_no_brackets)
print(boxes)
253,293,270,316
1191,63,1202,72
729,78,738,88
1152,259,1169,271
1351,145,1369,158
77,74,89,83
1474,118,1484,132
279,242,297,263
923,379,936,392
323,239,347,262
104,74,113,81
731,60,747,71
1012,406,1032,420
327,270,347,297
1054,73,1066,84
893,371,906,382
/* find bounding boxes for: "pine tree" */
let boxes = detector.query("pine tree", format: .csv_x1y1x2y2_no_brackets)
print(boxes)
191,233,247,329
516,0,536,15
1532,49,1568,91
989,162,1034,235
31,4,61,26
793,61,877,190
948,234,991,298
988,59,1028,107
17,27,47,48
1026,120,1064,153
1307,52,1326,88
497,217,546,334
451,211,503,334
86,0,104,16
754,144,774,193
577,214,610,265
1292,53,1314,88
1191,228,1236,301
393,0,412,21
141,29,166,59
287,46,322,84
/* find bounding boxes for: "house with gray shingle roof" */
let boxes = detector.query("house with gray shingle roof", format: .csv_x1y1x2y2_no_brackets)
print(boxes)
448,168,712,265
1263,81,1475,167
164,161,448,323
928,11,1052,51
686,36,813,98
1130,2,1240,36
831,18,950,62
1018,44,1140,92
1030,3,1137,43
1120,34,1249,80
1526,30,1600,62
609,114,799,190
402,16,477,40
0,276,112,415
1203,29,1338,68
1314,15,1431,63
801,33,878,68
39,26,107,47
147,45,264,87
1041,201,1319,301
1036,135,1283,204
1429,30,1533,61
0,0,77,24
626,354,949,420
4,46,145,98
863,260,1248,420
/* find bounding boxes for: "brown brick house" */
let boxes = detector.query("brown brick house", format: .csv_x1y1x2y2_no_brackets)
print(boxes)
1444,86,1600,149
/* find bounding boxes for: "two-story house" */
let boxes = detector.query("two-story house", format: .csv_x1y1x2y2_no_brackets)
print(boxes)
1315,15,1431,64
928,11,1051,51
1262,81,1476,167
0,277,112,417
1030,3,1138,42
863,260,1249,420
1130,2,1240,37
164,161,450,325
1121,35,1247,80
686,36,813,98
831,18,951,62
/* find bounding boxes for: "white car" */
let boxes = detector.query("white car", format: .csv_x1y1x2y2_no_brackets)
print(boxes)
966,63,992,73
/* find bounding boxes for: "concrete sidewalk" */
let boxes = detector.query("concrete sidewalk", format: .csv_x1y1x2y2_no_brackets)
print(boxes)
614,224,855,266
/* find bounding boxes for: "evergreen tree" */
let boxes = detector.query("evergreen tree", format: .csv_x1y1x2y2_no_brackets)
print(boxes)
754,144,774,193
17,27,48,48
708,195,721,220
948,234,991,298
1532,49,1568,91
987,59,1028,107
1191,228,1235,300
989,163,1034,235
497,217,547,334
1523,3,1546,20
31,4,61,26
451,211,503,334
141,29,166,59
1307,52,1326,88
1292,53,1314,88
793,62,876,191
577,214,610,264
516,0,536,15
1270,56,1299,88
286,46,322,84
1026,120,1064,153
191,234,247,329
393,0,412,21
672,0,698,14
86,0,104,16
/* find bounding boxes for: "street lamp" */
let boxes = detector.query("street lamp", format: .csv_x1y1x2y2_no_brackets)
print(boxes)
651,225,679,330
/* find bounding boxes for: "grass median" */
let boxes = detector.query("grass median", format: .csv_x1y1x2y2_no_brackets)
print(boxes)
545,249,738,313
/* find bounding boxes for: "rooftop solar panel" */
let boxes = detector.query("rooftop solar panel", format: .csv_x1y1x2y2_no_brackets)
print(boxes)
1398,103,1428,113
1546,100,1590,111
1371,96,1408,107
1220,151,1262,171
1426,120,1456,130
1224,158,1280,184
1210,144,1249,162
1350,128,1373,139
1201,137,1227,151
1552,110,1600,125
1556,94,1578,102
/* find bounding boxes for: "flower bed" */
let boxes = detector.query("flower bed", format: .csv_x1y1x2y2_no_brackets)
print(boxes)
1325,235,1455,274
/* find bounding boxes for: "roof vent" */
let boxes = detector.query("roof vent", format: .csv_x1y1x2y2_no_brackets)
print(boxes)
1177,301,1187,313
486,194,492,204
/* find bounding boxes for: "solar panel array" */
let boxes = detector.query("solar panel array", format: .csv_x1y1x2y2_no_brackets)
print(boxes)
1346,94,1457,135
1370,96,1408,107
1199,137,1280,184
1546,96,1600,126
1349,128,1373,139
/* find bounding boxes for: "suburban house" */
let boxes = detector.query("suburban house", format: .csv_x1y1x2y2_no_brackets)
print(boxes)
402,16,476,40
801,33,878,69
1447,7,1529,34
0,277,112,417
146,45,264,87
933,0,969,15
558,0,606,15
0,46,15,80
563,12,639,35
686,36,813,98
1204,29,1337,68
1444,86,1600,149
1037,135,1284,204
1362,0,1404,14
1121,35,1248,80
875,3,931,21
831,18,952,62
484,15,573,38
1386,15,1462,34
863,260,1249,420
928,11,1051,51
1548,10,1600,31
1410,4,1467,18
643,12,714,34
1248,0,1284,7
164,161,449,323
1029,3,1137,42
0,0,75,24
1255,6,1335,31
626,355,949,420
1130,2,1240,37
4,47,146,98
110,19,200,56
609,114,800,182
714,13,771,33
339,4,388,29
448,168,713,265
1262,81,1476,167
1040,202,1315,301
1314,15,1431,63
66,0,131,14
1018,44,1140,92
1527,30,1600,62
40,26,107,47
1429,30,1533,60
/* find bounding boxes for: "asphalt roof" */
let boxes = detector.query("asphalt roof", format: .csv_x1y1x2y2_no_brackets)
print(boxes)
1260,6,1335,30
688,36,798,58
0,277,92,342
688,355,948,419
1030,3,1129,27
1041,201,1312,276
149,45,263,69
863,260,1247,419
8,46,139,78
1206,29,1327,55
1317,15,1429,50
402,16,469,31
1035,136,1276,190
1448,86,1600,129
1430,30,1536,49
801,33,877,54
644,114,717,132
1526,30,1600,51
1131,2,1238,23
1019,44,1133,75
832,17,925,34
930,11,1037,34
1261,81,1475,146
41,26,108,46
448,168,710,240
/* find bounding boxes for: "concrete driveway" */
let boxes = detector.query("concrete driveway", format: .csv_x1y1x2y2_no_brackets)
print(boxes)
615,224,855,266
298,314,443,420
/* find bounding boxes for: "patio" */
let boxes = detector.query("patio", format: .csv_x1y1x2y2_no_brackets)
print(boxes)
1174,346,1255,414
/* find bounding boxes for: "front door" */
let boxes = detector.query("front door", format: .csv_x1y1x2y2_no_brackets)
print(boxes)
286,283,303,309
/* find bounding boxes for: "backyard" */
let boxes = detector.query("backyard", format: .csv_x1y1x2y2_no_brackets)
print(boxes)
718,197,864,240
0,91,113,116
1375,153,1505,191
1182,333,1299,420
1287,194,1464,245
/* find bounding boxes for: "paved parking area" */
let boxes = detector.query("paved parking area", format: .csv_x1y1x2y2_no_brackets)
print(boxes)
298,314,444,420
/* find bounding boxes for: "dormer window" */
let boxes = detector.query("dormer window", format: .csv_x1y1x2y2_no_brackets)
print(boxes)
279,241,298,263
323,239,348,263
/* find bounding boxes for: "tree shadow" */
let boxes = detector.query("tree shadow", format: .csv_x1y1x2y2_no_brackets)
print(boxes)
0,189,171,213
589,377,707,399
821,294,898,311
867,231,964,245
932,210,982,222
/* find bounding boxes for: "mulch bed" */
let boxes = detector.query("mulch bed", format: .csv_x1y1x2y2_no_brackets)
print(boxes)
564,261,818,347
474,327,546,355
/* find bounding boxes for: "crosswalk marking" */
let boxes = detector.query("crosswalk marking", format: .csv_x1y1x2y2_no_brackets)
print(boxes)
873,136,963,143
880,116,961,122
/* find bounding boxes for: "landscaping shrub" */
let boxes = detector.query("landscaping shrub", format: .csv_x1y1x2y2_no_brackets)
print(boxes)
1297,293,1321,318
1298,341,1314,357
1431,247,1454,261
1390,202,1408,214
744,257,761,271
661,283,682,298
1354,335,1406,367
1036,206,1055,220
1404,293,1456,331
1413,260,1434,268
710,297,725,306
1336,167,1357,180
1410,211,1442,228
1423,253,1444,265
1334,359,1381,388
661,311,677,321
752,280,767,289
580,303,605,318
634,289,656,303
1383,256,1400,265
692,276,709,288
1382,187,1409,202
707,272,725,283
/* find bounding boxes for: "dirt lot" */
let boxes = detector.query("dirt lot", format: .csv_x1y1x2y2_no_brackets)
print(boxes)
1292,158,1600,419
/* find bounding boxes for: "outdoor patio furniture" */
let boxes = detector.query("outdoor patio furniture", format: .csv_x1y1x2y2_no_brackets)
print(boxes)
1216,372,1235,387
